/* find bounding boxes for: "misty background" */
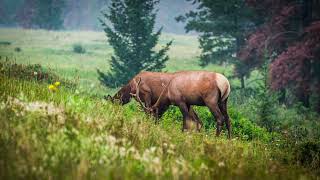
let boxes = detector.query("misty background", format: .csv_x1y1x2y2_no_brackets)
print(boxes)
0,0,196,34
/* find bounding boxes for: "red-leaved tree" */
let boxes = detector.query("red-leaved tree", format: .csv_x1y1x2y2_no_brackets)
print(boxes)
239,0,320,111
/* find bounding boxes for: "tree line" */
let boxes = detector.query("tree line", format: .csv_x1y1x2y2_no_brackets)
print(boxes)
0,0,105,30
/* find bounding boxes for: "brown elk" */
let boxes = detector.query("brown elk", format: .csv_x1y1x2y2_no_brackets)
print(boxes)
133,71,231,138
105,71,203,130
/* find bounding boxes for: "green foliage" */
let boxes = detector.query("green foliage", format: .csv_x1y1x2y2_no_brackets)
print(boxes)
294,141,320,172
161,106,274,142
255,59,280,132
0,41,11,46
72,44,86,54
98,0,172,87
14,47,22,52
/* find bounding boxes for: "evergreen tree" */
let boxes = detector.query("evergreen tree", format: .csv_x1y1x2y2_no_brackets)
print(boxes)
98,0,172,87
177,0,261,88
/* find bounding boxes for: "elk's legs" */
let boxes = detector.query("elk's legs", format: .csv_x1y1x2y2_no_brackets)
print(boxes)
219,97,231,139
189,107,202,131
219,98,231,139
177,102,193,131
205,96,225,136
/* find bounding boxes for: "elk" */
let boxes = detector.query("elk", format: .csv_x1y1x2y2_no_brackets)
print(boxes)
133,71,231,138
105,71,203,130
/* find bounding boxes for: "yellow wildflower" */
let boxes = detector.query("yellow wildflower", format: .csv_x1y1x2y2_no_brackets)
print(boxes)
54,81,61,87
48,84,57,92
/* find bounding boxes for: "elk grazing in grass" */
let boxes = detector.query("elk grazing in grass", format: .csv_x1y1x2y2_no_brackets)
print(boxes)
105,71,203,130
132,71,231,138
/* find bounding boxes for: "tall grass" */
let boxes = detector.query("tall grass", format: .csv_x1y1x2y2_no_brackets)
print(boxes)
0,71,316,179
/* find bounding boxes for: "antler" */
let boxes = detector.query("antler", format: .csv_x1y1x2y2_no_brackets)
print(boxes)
130,77,170,116
130,77,149,111
151,80,171,109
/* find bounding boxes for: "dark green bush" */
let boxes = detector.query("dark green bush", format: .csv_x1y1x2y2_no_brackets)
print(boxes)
294,140,320,171
0,41,11,46
14,47,22,52
73,44,86,54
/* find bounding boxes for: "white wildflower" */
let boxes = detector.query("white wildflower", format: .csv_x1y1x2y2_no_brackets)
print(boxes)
218,161,225,167
153,157,160,164
150,146,156,153
119,147,126,157
106,135,117,145
200,163,208,170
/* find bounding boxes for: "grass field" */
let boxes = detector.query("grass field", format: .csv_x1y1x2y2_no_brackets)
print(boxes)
1,28,319,179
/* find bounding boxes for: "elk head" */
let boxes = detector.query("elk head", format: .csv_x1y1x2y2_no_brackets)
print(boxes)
105,84,132,105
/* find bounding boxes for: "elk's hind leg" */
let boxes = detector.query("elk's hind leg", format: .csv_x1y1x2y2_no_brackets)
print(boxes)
189,107,202,131
204,95,225,136
219,97,231,139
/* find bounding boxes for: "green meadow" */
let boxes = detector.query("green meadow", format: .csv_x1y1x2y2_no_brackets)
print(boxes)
1,28,319,179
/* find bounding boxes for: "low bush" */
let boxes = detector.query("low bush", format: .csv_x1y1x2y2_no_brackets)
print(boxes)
294,140,320,172
14,47,22,52
73,44,86,54
0,41,11,46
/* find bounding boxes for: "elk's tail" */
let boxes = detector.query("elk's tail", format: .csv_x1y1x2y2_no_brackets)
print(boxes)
215,73,231,102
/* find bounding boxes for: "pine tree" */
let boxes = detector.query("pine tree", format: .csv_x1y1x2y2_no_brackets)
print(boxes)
98,0,172,87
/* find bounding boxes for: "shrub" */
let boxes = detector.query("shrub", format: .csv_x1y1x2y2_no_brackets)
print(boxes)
0,41,11,46
14,47,22,52
73,44,86,54
294,140,320,172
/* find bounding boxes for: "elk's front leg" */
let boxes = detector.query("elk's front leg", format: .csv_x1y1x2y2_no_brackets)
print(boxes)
177,102,192,131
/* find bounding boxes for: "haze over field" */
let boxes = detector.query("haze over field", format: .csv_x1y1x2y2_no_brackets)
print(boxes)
0,0,196,34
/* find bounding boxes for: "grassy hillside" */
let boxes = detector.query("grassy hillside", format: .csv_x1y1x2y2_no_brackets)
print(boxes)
0,63,316,180
1,28,319,179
